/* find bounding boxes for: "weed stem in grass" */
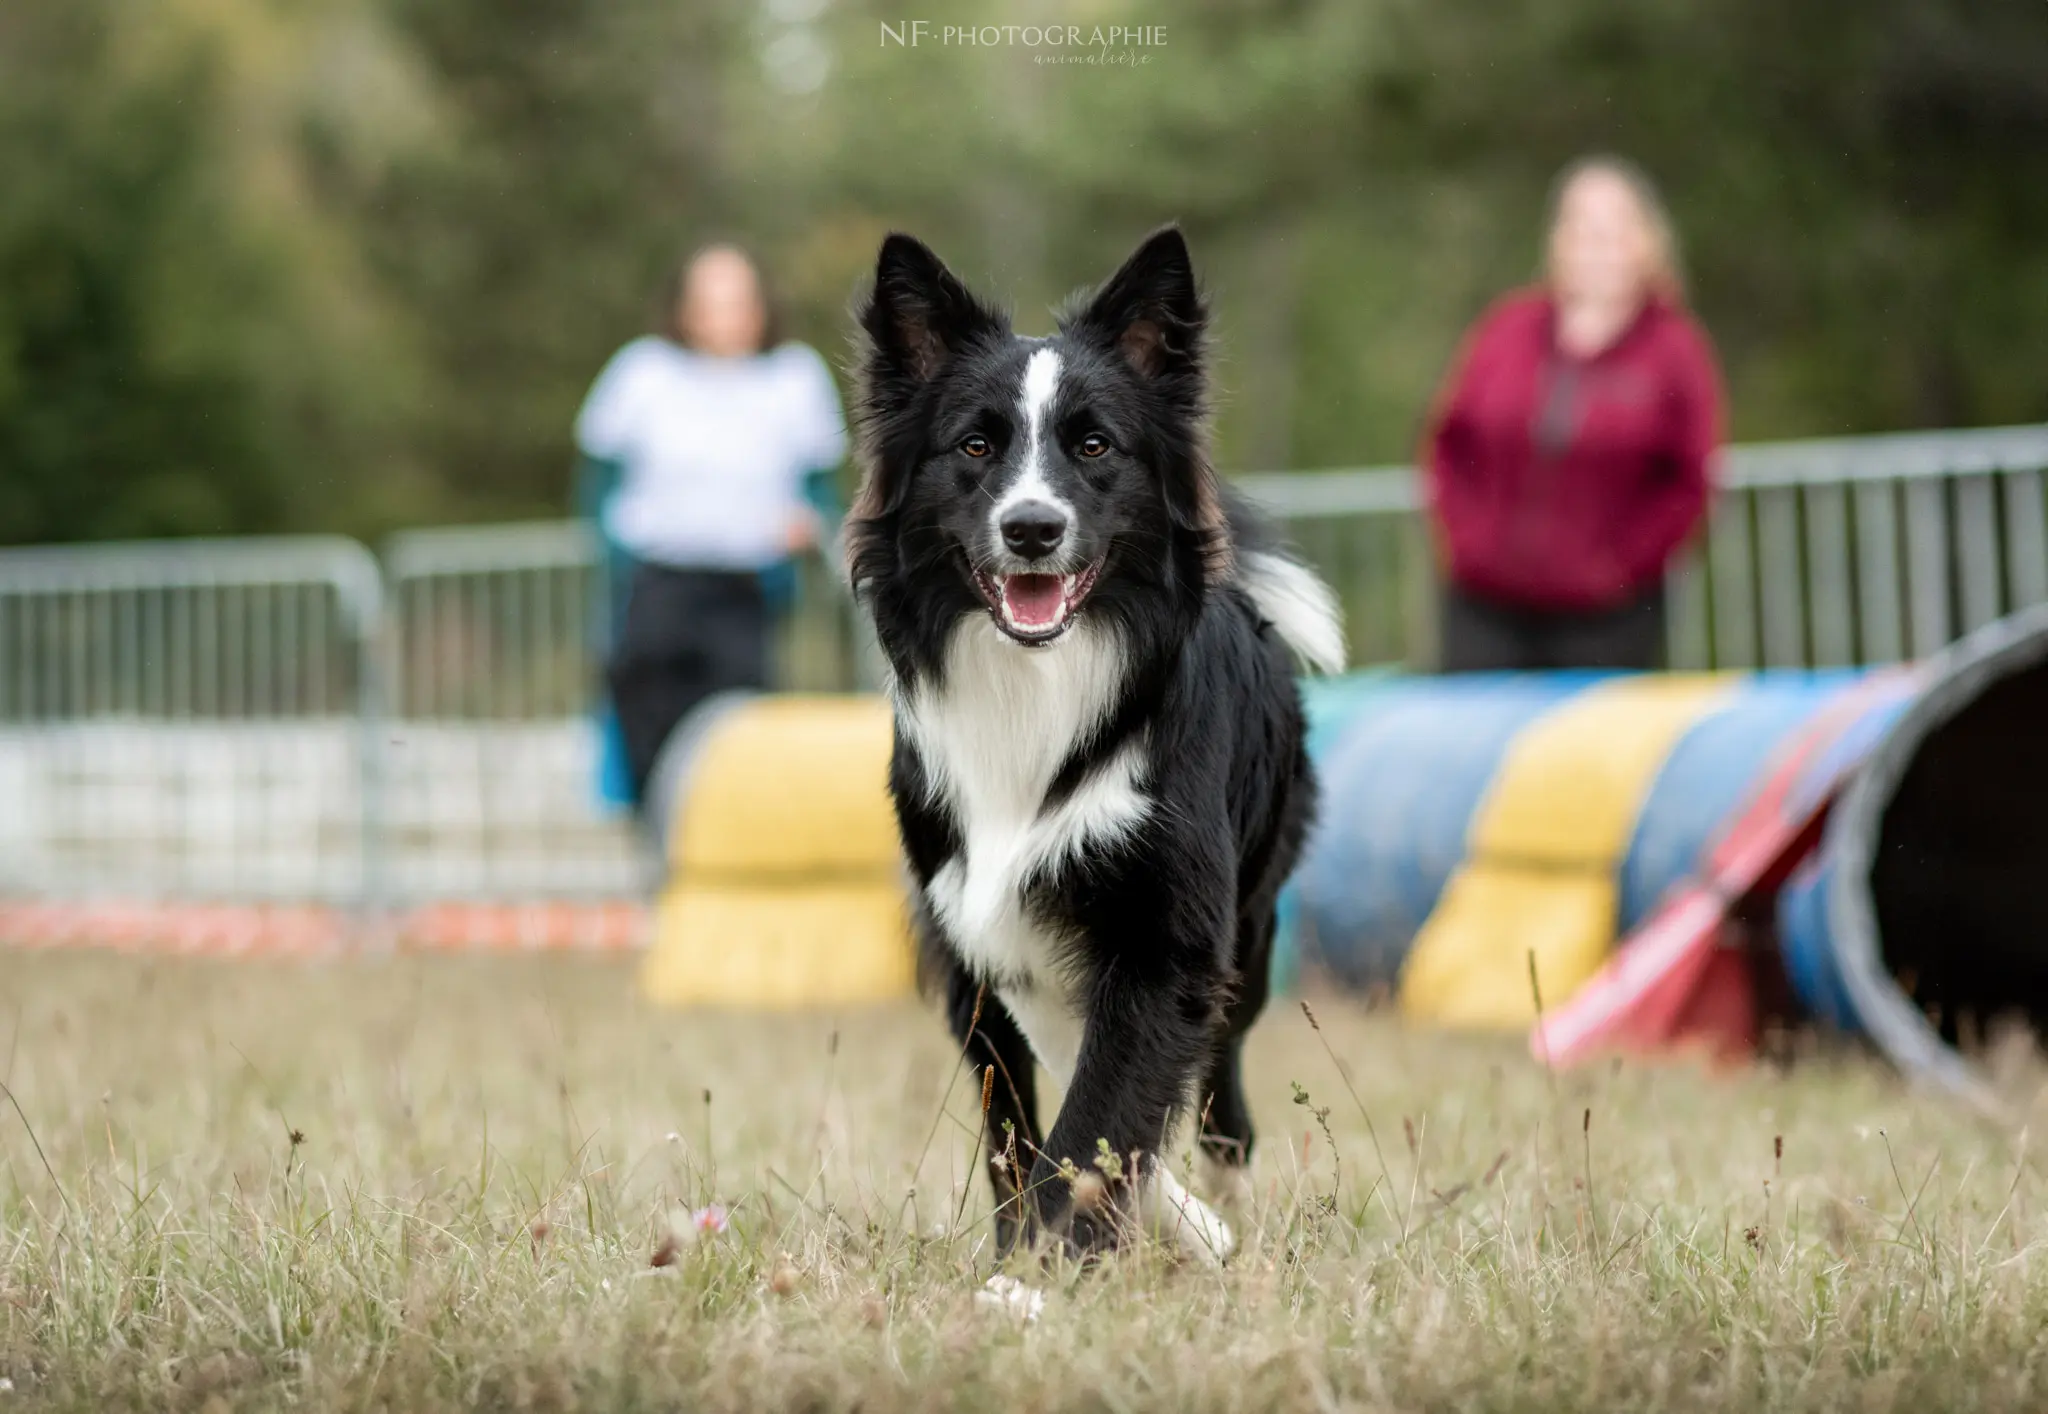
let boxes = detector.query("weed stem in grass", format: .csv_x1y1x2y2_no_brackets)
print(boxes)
1300,1001,1404,1237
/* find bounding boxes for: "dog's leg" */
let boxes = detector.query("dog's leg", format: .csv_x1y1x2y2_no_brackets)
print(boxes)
1196,1036,1255,1209
1198,907,1275,1204
1027,971,1231,1263
942,962,1042,1257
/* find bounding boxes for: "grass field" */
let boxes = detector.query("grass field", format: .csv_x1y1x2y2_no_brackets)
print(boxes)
4,951,2048,1412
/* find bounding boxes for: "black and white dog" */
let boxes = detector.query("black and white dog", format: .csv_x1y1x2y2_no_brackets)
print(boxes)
846,226,1343,1264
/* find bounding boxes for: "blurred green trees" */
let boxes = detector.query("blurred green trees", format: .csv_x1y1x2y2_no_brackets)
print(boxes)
0,1,402,540
2,0,2044,543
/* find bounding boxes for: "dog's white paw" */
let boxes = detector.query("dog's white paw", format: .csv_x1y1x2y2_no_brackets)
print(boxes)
975,1274,1045,1322
1143,1166,1235,1265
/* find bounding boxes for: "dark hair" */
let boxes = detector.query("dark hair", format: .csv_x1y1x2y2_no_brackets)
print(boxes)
657,243,783,353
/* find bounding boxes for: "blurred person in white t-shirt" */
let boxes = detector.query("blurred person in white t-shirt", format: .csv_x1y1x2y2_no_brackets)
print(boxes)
575,245,847,809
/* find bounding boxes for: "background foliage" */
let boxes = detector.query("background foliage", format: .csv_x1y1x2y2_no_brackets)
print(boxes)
3,0,2045,543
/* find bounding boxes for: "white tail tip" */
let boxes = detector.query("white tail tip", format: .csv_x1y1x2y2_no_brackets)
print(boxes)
1237,550,1346,675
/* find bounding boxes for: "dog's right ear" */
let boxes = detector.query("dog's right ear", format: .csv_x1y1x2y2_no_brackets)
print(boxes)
859,234,1002,385
847,236,1002,591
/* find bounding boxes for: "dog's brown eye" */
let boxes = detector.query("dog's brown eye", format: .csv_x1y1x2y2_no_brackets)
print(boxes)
1078,433,1111,458
959,435,992,458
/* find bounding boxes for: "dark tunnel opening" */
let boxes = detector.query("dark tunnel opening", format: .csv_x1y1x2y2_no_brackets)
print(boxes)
1870,658,2048,1042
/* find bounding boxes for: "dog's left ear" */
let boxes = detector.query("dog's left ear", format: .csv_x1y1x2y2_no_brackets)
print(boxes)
1070,226,1229,578
1069,225,1206,382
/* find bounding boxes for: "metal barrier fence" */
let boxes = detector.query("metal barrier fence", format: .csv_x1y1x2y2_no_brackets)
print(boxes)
379,521,638,903
375,526,870,903
0,423,2043,920
383,523,871,720
0,537,385,904
1241,422,2048,670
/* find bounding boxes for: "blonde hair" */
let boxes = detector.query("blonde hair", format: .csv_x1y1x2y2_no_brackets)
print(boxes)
1543,154,1686,306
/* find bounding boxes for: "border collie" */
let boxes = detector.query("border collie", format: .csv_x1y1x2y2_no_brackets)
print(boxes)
846,226,1344,1264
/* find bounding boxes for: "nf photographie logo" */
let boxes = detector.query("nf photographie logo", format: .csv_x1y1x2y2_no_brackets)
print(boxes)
880,20,1165,67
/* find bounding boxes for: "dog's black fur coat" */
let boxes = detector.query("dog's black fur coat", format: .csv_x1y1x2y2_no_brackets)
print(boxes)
846,227,1334,1257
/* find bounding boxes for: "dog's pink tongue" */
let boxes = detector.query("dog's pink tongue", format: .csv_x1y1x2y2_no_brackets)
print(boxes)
1001,574,1065,627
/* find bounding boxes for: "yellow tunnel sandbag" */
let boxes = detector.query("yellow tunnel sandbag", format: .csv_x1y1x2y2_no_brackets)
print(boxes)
1400,674,1737,1029
1400,871,1621,1029
642,881,915,1009
640,694,916,1009
670,694,902,875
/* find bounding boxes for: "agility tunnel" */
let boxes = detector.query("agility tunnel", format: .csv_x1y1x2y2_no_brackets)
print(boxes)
1294,603,2048,1099
638,692,915,1009
1770,603,2048,1107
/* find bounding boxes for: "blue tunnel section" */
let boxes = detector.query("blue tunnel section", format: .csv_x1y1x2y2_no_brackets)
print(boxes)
1289,671,1608,989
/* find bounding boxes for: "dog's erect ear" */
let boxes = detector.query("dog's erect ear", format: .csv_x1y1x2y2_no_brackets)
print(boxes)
1069,225,1205,380
846,235,1002,592
860,233,1001,383
1067,226,1227,579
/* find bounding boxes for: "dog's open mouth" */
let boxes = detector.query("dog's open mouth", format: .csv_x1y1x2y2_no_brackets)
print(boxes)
972,563,1102,644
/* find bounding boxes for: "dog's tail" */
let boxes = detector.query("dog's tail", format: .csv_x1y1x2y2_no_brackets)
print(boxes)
1223,488,1348,676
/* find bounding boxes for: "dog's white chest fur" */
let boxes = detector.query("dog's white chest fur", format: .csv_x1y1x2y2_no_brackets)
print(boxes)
898,615,1147,1082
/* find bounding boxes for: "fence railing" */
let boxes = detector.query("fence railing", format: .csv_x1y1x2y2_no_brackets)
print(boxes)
383,522,873,721
371,525,872,902
1240,422,2048,670
0,537,385,904
0,422,2043,915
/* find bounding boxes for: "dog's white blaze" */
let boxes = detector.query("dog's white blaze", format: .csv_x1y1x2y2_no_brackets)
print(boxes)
988,347,1072,547
1141,1165,1235,1265
1236,550,1347,675
1020,344,1061,434
901,613,1141,1080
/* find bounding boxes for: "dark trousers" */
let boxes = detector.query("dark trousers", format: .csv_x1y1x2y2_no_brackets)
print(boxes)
606,565,769,804
1439,583,1666,673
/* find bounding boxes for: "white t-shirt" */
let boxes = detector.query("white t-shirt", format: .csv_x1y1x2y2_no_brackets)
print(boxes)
575,337,848,570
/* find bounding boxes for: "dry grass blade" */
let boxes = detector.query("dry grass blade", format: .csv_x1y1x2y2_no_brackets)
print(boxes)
0,1078,70,1214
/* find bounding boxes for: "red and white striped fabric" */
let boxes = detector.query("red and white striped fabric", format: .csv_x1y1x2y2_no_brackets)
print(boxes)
0,900,648,957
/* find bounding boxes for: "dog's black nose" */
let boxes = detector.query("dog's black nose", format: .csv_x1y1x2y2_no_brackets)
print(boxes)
1000,501,1068,561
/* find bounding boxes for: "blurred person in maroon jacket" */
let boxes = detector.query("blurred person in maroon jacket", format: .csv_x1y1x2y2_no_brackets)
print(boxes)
1423,156,1725,672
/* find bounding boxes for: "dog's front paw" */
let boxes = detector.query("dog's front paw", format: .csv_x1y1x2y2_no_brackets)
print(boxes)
1063,1181,1123,1259
1020,1161,1123,1263
975,1274,1045,1322
1142,1166,1235,1266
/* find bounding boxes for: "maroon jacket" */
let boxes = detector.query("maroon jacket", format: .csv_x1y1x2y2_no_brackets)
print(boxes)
1423,288,1725,612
